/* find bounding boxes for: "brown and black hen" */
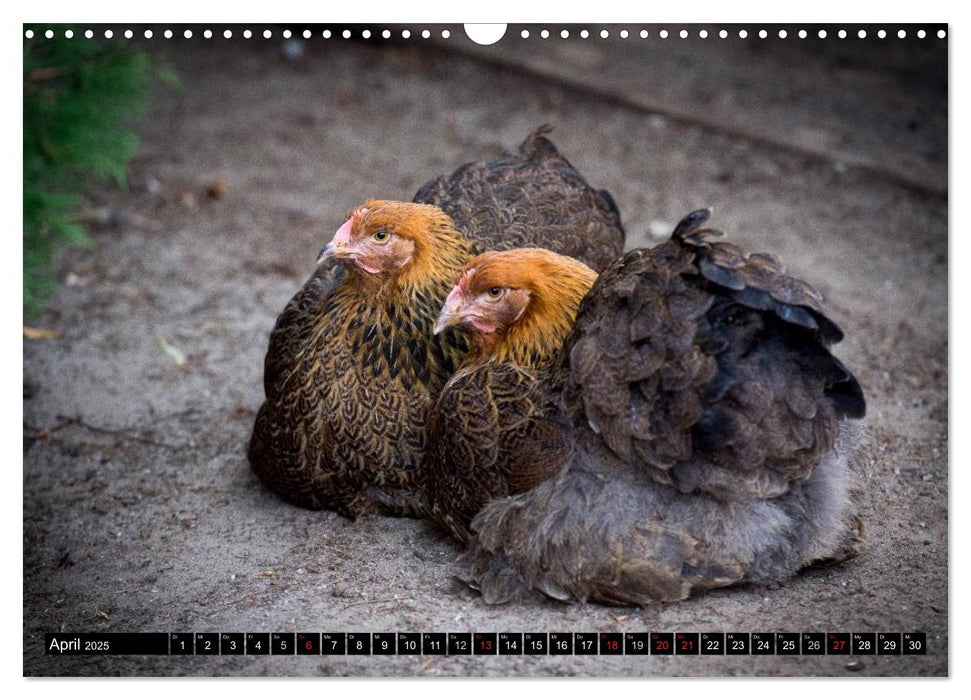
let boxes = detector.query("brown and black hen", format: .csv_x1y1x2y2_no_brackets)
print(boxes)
427,209,867,605
247,127,624,518
415,125,624,272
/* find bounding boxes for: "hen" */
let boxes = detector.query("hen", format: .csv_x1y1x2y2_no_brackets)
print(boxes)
427,209,867,605
247,127,625,518
414,125,623,272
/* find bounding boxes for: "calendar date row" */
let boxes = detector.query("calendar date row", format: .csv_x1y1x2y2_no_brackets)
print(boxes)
45,632,927,656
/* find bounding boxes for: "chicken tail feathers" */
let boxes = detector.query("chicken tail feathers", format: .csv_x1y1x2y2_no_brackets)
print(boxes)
554,209,867,498
671,209,847,345
827,355,867,420
414,125,625,271
596,187,622,220
517,123,556,159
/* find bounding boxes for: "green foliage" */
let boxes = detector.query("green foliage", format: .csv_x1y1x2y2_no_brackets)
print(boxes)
23,28,171,316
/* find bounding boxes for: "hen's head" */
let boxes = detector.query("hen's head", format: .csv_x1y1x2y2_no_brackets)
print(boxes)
434,248,598,366
318,200,468,288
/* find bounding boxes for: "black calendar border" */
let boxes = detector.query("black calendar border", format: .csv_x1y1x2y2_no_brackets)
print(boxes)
42,631,927,656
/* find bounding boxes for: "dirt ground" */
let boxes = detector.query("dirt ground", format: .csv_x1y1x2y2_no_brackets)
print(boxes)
22,26,948,677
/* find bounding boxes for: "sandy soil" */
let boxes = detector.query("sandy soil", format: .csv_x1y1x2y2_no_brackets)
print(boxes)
23,29,947,676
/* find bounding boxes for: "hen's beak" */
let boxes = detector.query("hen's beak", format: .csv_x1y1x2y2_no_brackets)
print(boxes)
317,216,356,265
433,309,460,335
433,287,465,335
316,243,340,265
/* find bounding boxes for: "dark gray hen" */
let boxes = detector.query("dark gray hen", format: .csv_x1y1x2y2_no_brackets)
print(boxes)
248,127,624,519
415,124,624,270
428,210,867,605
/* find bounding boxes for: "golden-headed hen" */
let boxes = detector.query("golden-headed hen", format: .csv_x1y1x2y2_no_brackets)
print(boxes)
427,209,867,605
247,127,625,518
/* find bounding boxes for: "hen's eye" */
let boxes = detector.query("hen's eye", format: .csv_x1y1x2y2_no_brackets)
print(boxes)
487,286,503,298
373,229,389,242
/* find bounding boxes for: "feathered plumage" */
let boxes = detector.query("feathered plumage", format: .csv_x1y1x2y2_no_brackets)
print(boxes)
426,209,867,605
248,128,625,518
415,125,624,270
426,248,596,539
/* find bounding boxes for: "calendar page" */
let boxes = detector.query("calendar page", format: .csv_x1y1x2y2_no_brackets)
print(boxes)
22,15,948,679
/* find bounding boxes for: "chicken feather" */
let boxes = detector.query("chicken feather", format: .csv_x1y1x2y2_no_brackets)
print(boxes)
427,209,867,605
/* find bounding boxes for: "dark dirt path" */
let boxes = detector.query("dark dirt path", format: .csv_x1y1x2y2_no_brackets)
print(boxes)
23,29,947,676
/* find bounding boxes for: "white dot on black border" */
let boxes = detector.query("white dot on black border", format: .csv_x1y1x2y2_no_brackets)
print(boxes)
37,22,942,53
